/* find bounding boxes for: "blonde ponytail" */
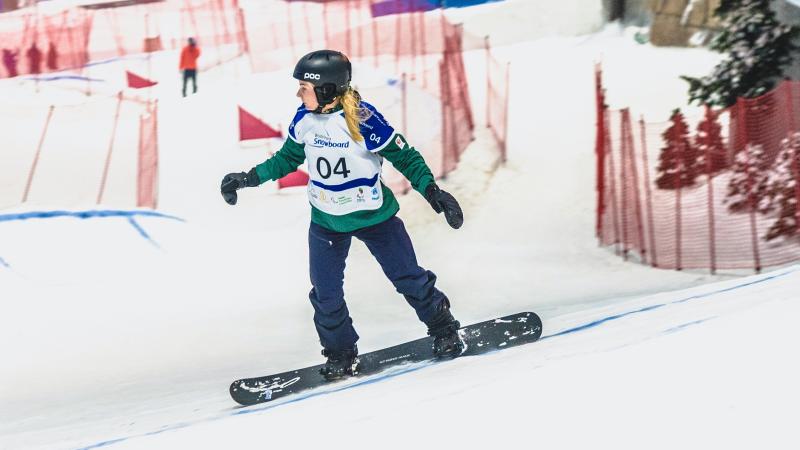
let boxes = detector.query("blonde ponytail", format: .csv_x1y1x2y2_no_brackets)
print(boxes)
341,88,367,142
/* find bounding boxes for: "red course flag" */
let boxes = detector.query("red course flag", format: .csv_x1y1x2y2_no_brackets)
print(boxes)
278,170,310,189
126,71,157,89
239,106,283,141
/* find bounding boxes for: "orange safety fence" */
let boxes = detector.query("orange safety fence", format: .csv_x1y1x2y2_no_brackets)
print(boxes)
596,64,800,272
0,8,92,78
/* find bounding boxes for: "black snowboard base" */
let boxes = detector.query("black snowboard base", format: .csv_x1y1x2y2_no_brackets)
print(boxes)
230,311,542,406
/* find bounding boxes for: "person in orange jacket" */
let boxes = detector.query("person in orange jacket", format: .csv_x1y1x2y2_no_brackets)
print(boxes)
179,37,200,97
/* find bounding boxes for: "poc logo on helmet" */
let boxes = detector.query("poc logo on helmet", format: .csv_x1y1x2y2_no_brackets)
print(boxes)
304,73,321,80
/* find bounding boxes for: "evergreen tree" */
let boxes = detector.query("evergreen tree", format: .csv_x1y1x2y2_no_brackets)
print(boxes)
765,132,800,240
694,106,728,175
656,109,701,189
682,0,799,108
725,143,771,212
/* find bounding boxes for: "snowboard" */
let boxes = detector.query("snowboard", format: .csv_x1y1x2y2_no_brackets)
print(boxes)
230,311,542,406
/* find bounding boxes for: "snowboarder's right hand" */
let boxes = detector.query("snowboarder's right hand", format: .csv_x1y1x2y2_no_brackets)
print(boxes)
220,169,259,205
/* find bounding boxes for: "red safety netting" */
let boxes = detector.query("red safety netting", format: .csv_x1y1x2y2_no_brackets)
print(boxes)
86,0,245,67
440,23,474,175
485,36,509,162
240,3,475,190
0,8,92,78
2,94,146,209
241,1,481,81
597,64,800,273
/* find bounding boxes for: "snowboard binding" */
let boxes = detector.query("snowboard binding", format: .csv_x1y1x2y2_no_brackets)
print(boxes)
320,346,360,381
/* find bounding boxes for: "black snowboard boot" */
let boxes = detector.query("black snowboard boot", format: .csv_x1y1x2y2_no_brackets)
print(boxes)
426,305,463,358
319,346,360,381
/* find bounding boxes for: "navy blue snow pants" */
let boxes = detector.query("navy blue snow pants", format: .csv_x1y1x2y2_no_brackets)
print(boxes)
308,215,449,352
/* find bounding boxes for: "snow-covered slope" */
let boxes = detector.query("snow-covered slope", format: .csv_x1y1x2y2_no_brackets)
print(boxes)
3,2,795,449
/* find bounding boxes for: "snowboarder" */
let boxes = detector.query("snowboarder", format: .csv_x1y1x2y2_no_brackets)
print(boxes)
220,49,464,381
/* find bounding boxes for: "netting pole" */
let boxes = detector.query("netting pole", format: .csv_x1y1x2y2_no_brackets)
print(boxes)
97,92,124,205
639,115,658,267
605,111,621,254
594,63,604,239
675,132,683,271
784,82,800,237
625,109,647,265
620,109,630,261
23,105,55,203
738,100,762,273
704,105,717,274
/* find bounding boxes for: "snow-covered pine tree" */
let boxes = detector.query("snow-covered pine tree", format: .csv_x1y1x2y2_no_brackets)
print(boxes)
695,106,728,175
682,0,799,108
656,109,701,189
725,142,771,212
764,132,800,240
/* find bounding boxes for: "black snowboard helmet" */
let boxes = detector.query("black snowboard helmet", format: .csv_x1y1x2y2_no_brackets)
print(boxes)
293,50,352,111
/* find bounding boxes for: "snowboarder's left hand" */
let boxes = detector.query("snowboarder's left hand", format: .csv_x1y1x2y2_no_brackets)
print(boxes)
425,183,463,229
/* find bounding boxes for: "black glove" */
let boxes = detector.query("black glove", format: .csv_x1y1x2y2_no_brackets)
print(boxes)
424,183,463,229
220,169,260,205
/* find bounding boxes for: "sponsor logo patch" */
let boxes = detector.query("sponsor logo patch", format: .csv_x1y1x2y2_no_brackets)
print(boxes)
313,137,350,149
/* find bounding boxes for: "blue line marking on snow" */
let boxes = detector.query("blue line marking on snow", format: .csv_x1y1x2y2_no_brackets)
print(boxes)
0,256,8,268
72,266,799,450
231,362,434,417
541,267,796,340
126,217,159,247
25,74,105,82
663,318,715,335
74,362,433,450
0,210,182,223
85,54,151,67
0,210,183,251
543,304,664,339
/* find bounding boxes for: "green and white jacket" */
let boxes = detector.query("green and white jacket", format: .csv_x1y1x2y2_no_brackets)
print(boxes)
252,101,435,232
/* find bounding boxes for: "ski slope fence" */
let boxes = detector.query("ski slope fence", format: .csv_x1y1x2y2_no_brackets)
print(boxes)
0,93,158,210
0,0,245,82
0,7,92,79
1,0,510,208
595,65,800,273
241,0,484,184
